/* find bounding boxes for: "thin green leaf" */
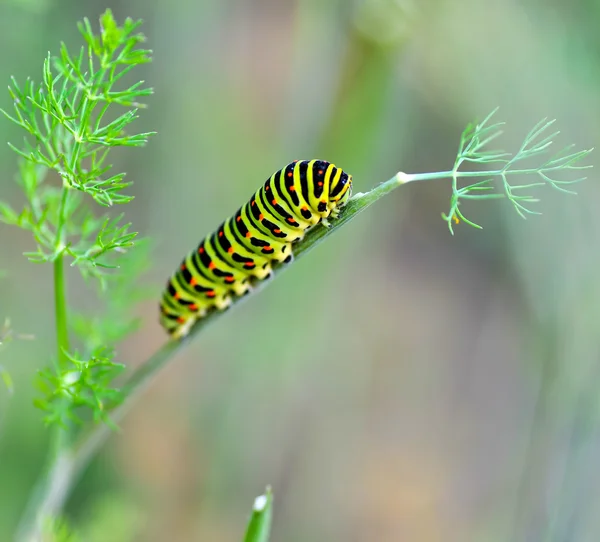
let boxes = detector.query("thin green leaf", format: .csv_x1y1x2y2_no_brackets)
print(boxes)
243,488,273,542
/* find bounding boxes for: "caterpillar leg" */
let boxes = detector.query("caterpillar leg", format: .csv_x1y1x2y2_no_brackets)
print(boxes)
161,307,202,341
213,293,232,311
169,315,197,340
329,207,341,219
261,253,294,283
320,208,341,228
229,277,252,296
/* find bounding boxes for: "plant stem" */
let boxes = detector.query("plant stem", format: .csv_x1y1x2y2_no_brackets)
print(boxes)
53,254,69,365
15,429,74,542
404,168,558,182
16,253,72,542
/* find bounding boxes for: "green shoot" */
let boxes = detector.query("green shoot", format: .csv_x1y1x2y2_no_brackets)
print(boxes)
243,488,273,542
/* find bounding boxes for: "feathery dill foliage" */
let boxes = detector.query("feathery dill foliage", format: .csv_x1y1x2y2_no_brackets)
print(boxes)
0,9,154,426
438,108,593,233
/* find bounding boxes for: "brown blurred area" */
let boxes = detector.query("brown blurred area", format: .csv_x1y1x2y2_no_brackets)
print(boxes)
1,0,600,540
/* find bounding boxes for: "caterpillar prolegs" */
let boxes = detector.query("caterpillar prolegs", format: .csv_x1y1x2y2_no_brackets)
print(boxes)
160,159,353,339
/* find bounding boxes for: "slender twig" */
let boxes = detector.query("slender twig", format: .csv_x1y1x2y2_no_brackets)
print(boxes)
53,254,69,366
17,253,73,542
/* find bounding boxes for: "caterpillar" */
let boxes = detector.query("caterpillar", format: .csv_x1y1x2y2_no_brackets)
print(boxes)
160,159,353,339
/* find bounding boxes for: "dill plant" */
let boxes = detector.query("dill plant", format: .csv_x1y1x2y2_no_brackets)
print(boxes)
0,8,593,542
0,9,153,541
1,9,153,426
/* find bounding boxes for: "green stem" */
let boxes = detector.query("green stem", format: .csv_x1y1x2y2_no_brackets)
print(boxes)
53,254,69,365
404,168,556,182
16,250,71,542
15,427,74,542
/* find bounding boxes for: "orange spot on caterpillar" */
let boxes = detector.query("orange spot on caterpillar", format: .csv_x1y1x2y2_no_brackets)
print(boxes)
301,206,308,211
228,247,234,253
318,181,323,187
190,303,198,310
237,216,242,222
190,277,197,286
177,316,186,324
224,276,235,283
318,170,323,175
287,217,297,224
174,292,180,299
198,247,204,254
245,232,251,238
180,264,186,271
289,186,295,191
251,200,256,206
320,200,326,205
208,262,216,270
272,199,277,205
259,213,264,220
287,172,292,177
218,231,223,237
206,290,216,298
244,262,254,268
266,185,270,191
274,228,281,234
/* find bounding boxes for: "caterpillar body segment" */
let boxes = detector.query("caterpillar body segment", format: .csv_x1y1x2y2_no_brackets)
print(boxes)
160,159,352,339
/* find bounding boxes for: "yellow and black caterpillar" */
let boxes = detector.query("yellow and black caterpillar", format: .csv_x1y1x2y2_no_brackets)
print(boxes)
160,159,353,339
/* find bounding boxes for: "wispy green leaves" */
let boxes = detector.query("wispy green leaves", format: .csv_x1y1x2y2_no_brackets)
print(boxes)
441,108,593,233
66,214,137,281
0,8,153,274
35,347,125,427
71,240,153,347
0,9,154,426
3,8,153,162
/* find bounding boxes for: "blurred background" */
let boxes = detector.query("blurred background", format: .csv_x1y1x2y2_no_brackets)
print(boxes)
1,0,600,540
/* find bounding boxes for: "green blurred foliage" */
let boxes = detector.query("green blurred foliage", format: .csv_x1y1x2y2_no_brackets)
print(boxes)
1,0,600,541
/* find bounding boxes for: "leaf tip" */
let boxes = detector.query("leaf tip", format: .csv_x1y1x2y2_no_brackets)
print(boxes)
253,493,269,512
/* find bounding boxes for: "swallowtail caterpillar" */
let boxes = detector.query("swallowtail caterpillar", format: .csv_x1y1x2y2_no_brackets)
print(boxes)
160,159,352,339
